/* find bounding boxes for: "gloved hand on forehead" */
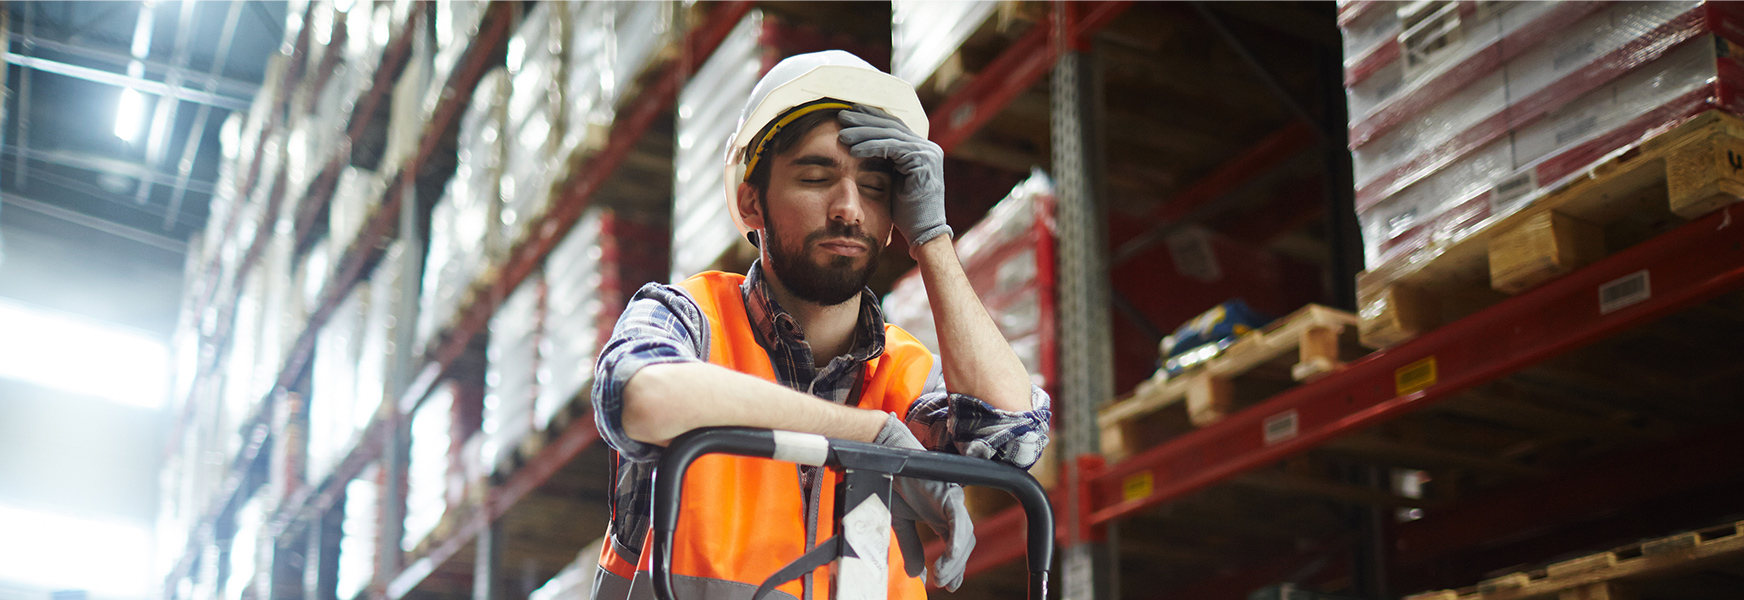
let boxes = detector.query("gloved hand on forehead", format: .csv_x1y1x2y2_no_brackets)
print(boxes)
873,413,975,591
838,105,953,255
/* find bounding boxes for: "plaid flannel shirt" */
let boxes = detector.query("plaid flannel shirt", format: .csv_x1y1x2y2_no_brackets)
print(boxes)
591,261,1052,560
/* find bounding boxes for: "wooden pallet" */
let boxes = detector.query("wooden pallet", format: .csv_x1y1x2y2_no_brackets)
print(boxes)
1403,518,1744,600
1098,304,1362,462
1359,110,1744,348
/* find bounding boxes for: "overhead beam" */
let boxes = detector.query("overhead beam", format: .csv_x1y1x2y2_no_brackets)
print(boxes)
1,192,188,253
0,144,219,196
9,34,263,100
3,51,252,111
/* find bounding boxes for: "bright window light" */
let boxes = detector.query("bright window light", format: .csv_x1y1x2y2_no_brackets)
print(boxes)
0,505,154,596
0,298,169,409
115,87,148,142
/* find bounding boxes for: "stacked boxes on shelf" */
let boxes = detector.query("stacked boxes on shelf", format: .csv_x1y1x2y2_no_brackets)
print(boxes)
499,3,570,253
405,383,456,552
538,210,669,431
419,67,509,354
337,469,379,600
1340,1,1744,328
890,0,997,87
670,9,764,279
484,275,544,472
327,167,389,269
431,0,489,108
309,285,370,483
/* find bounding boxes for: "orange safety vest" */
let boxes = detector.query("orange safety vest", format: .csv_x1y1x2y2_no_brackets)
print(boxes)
596,271,933,600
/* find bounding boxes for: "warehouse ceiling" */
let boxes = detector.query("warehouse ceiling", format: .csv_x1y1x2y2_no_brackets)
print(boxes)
2,1,286,252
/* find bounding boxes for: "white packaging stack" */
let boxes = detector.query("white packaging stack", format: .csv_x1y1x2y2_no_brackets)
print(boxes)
227,496,265,600
1339,1,1744,275
328,167,388,260
334,0,390,112
253,234,295,397
221,270,266,456
562,1,676,155
528,538,607,600
417,67,509,353
500,3,569,249
337,469,379,600
537,212,603,430
484,275,542,471
309,286,369,483
883,169,1057,388
356,241,406,426
381,20,432,175
404,384,454,550
670,10,764,280
432,0,488,102
539,210,668,430
891,0,997,86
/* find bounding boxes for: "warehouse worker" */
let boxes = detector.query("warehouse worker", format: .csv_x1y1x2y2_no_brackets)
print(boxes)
590,50,1051,600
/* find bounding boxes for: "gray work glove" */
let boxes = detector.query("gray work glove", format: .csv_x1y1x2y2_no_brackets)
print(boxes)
873,413,974,591
838,105,953,255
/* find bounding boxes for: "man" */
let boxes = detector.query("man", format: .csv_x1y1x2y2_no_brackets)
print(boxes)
591,51,1051,600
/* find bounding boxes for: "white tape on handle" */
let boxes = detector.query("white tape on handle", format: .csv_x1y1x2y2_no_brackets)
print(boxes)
771,431,830,466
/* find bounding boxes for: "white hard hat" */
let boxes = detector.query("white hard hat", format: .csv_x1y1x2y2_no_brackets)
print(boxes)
723,50,929,241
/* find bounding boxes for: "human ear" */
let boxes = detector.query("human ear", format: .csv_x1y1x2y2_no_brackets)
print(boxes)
736,182,765,231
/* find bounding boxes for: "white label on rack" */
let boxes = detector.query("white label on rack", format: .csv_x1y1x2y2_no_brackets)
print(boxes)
1599,270,1652,315
1263,410,1299,446
1490,170,1539,216
1167,228,1223,282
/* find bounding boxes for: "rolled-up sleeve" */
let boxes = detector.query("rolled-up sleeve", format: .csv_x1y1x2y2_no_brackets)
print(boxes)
904,360,1052,469
592,283,709,462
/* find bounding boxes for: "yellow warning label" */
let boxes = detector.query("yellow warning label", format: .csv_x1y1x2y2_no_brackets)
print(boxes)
1122,471,1154,502
1395,356,1438,396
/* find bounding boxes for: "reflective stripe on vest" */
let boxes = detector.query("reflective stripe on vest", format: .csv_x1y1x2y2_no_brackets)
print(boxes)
595,271,933,600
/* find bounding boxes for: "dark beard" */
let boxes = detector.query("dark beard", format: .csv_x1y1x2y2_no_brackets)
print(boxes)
764,217,882,306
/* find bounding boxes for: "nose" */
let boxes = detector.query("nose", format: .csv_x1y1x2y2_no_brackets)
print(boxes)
826,178,865,226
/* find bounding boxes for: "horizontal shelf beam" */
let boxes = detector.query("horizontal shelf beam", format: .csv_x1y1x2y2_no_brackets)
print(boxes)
1090,207,1744,524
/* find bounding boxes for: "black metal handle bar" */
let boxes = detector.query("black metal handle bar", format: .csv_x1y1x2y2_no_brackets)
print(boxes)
651,426,1054,600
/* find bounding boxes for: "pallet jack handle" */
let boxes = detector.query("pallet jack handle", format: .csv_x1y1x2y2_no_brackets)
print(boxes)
651,427,1054,600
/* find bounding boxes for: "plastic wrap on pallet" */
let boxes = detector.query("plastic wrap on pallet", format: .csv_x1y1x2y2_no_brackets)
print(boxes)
1358,33,1744,271
484,274,542,471
309,286,369,483
883,169,1057,386
1351,2,1704,198
226,495,265,600
253,234,294,399
671,9,763,280
329,167,387,260
500,3,570,250
891,0,997,86
381,20,432,176
537,211,604,430
404,384,454,551
1343,2,1567,135
433,0,488,93
357,241,406,426
337,469,379,600
537,209,666,429
562,1,676,156
416,67,509,353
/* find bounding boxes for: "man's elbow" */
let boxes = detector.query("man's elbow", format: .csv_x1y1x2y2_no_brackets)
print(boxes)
622,365,682,445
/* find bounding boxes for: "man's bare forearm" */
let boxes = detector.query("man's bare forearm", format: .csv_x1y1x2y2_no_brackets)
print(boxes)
912,236,1034,412
621,362,889,446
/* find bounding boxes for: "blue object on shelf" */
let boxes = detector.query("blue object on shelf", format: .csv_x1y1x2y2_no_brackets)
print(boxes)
1160,299,1273,379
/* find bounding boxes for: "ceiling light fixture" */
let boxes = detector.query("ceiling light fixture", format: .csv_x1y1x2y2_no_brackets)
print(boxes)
114,1,157,143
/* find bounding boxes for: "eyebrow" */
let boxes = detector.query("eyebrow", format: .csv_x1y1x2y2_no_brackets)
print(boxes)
789,154,897,176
